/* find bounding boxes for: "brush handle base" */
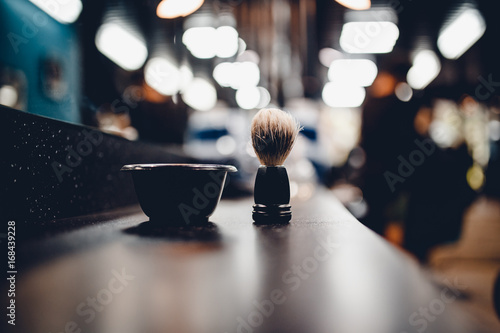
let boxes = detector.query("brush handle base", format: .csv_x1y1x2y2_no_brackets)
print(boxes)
253,166,291,224
252,204,291,224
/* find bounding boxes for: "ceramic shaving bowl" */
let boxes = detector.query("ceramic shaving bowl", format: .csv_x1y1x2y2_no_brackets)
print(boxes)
121,164,237,225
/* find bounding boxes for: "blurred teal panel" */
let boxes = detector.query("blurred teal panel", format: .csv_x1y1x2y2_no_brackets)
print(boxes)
0,0,81,123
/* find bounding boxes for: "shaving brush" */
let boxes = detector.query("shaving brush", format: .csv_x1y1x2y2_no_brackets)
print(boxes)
251,108,301,224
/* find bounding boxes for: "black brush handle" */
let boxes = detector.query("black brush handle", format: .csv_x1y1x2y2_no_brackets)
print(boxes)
252,166,292,224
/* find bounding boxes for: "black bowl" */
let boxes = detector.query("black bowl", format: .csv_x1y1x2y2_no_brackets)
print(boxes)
121,164,237,225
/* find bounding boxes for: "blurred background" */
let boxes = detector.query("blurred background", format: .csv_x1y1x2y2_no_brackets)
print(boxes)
2,0,500,263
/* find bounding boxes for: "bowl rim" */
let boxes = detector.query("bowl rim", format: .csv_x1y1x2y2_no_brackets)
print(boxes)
121,163,238,172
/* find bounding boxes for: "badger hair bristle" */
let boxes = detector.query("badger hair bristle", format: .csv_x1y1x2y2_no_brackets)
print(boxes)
251,108,301,166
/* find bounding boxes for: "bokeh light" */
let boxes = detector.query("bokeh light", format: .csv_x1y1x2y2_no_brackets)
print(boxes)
144,57,181,96
437,6,486,60
30,0,82,24
181,78,217,111
322,83,366,108
395,82,413,102
156,0,204,19
328,59,378,87
95,22,148,71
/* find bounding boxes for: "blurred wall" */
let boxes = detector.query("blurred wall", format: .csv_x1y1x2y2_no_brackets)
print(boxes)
0,0,81,123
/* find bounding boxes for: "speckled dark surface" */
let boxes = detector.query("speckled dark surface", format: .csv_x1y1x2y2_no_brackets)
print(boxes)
3,105,192,223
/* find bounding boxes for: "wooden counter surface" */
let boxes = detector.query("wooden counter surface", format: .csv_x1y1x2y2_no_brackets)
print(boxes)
5,189,474,333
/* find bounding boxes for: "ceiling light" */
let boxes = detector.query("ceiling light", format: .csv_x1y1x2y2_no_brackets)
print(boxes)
344,7,398,23
212,62,260,89
213,62,234,87
407,50,441,90
182,27,217,59
256,87,271,108
238,38,247,55
437,6,486,60
95,23,148,71
340,21,399,54
235,86,271,110
328,58,377,86
322,83,366,108
29,0,82,24
181,78,217,111
335,0,371,10
183,26,239,59
230,62,260,89
319,48,343,67
156,0,204,19
216,26,239,58
144,57,181,96
236,86,261,109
